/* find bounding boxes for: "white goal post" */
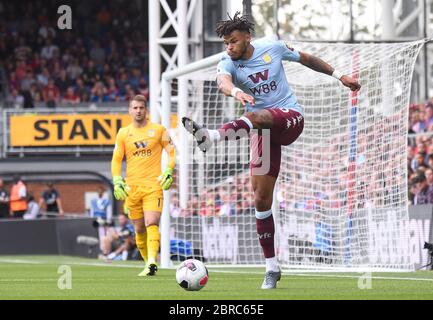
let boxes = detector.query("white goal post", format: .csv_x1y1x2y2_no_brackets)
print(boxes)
160,39,426,271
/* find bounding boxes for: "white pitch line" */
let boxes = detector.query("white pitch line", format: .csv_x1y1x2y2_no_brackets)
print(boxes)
1,258,433,283
289,273,433,282
64,261,142,269
207,269,433,282
0,258,41,264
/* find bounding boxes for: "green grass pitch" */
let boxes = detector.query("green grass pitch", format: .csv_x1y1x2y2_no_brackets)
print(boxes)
0,255,432,300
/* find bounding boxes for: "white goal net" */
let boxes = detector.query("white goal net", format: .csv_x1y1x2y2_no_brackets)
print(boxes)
162,39,426,271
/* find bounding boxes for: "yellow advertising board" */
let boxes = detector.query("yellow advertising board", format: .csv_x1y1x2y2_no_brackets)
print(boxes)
10,113,178,147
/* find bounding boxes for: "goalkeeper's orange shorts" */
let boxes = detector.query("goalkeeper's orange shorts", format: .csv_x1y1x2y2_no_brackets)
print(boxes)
125,185,163,220
250,108,304,178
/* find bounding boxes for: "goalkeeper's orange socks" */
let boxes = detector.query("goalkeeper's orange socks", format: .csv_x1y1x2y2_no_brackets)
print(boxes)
256,209,279,271
146,225,160,264
135,231,148,262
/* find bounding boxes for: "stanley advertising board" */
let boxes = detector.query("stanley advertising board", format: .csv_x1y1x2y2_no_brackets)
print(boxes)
10,114,177,147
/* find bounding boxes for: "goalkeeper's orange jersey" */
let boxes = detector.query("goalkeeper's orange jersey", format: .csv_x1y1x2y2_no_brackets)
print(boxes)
111,121,176,187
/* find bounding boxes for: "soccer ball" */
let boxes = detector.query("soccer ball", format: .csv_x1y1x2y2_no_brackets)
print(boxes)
175,259,208,291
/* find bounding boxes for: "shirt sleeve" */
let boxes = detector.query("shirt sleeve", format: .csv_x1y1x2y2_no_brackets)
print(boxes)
161,127,176,170
111,129,125,177
277,40,301,62
216,56,235,77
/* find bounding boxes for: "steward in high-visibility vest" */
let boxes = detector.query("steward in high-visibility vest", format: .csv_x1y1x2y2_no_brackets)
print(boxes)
10,177,27,218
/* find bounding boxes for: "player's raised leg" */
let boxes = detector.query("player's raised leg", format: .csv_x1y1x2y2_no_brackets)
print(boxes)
182,109,274,152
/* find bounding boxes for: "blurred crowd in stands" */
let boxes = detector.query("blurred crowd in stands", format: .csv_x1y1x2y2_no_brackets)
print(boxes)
408,99,433,205
169,174,256,218
0,0,149,109
168,96,433,216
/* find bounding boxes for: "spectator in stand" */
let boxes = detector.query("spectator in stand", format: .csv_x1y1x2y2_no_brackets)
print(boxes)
425,168,433,188
15,59,28,81
117,70,129,96
21,69,36,92
190,195,200,216
8,72,20,92
138,77,149,100
9,175,27,219
62,86,80,105
96,5,112,27
23,195,40,220
415,140,427,155
170,195,182,218
21,90,34,109
411,152,426,172
128,68,141,90
39,182,64,217
0,178,10,219
412,173,433,205
125,87,137,102
40,38,59,61
29,83,42,104
424,140,433,159
83,60,98,87
199,199,216,217
66,59,83,81
28,52,42,73
36,67,50,88
61,48,73,66
7,89,24,109
424,104,433,131
51,60,62,79
218,192,233,216
14,37,32,62
106,77,119,102
55,70,71,94
124,49,140,70
74,77,90,102
411,108,427,133
38,20,56,40
427,154,433,169
91,81,109,103
89,40,106,69
43,79,60,108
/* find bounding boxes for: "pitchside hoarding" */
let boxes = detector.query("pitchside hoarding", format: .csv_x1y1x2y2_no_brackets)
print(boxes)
171,205,433,270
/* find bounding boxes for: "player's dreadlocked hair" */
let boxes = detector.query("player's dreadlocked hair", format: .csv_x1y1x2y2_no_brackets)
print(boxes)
215,12,255,38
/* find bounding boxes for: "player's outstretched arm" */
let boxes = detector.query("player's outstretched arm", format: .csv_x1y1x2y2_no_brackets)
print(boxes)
217,74,255,107
299,51,361,92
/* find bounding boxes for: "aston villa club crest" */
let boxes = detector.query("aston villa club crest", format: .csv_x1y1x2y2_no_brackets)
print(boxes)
148,129,155,137
263,53,272,64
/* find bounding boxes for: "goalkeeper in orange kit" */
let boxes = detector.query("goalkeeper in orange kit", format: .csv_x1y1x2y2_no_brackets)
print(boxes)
111,95,176,276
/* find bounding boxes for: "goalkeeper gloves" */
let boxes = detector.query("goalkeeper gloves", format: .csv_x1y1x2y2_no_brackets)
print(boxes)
158,167,173,190
113,176,130,201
